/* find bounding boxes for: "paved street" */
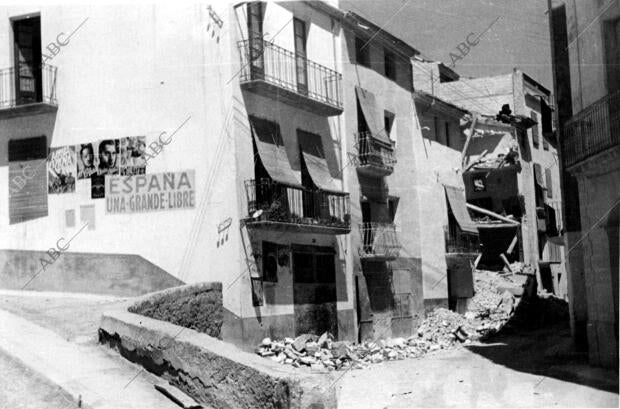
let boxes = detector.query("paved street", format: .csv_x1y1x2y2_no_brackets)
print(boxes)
338,327,619,408
0,291,180,409
0,348,77,409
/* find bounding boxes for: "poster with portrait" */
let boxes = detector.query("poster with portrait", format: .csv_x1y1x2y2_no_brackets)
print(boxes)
120,136,146,176
76,143,97,179
47,146,77,194
93,139,120,176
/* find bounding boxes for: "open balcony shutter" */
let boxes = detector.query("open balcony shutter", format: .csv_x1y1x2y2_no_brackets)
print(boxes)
355,86,392,145
249,116,302,188
297,129,339,192
444,185,478,234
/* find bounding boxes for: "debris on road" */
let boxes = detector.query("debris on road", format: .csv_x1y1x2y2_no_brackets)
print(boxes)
256,268,567,371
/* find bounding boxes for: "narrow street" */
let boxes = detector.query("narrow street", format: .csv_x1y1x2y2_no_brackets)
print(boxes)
338,327,618,408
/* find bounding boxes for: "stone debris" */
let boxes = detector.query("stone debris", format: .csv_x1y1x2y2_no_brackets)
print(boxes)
255,269,544,371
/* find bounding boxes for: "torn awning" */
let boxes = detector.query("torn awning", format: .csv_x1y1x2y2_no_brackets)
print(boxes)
250,116,302,187
355,86,392,145
444,185,478,234
298,129,339,192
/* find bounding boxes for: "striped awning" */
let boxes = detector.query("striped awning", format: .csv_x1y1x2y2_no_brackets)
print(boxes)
298,129,340,192
444,185,478,234
250,116,302,188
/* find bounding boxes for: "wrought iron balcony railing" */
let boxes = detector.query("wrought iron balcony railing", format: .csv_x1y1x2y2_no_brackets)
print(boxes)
355,131,396,177
0,64,57,110
359,222,400,260
563,89,620,167
238,39,343,115
444,225,480,254
244,178,350,234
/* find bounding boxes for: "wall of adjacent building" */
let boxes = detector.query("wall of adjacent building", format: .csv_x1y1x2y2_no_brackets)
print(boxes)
0,4,236,292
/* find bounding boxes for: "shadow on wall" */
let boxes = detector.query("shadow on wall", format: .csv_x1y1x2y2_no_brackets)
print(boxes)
0,249,183,296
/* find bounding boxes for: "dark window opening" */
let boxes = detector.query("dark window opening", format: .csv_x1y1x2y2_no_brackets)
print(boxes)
357,99,370,133
445,121,452,148
384,49,396,80
384,111,394,140
388,197,399,222
531,111,540,148
292,246,336,285
293,18,308,94
604,17,620,93
262,241,279,282
355,36,370,67
247,2,264,78
12,16,42,105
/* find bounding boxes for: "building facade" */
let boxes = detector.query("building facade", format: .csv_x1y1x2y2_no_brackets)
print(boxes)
549,0,619,367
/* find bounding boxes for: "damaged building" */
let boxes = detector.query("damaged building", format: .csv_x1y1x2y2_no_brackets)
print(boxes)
0,1,565,350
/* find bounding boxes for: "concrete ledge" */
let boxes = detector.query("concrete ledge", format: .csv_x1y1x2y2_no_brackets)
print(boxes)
99,304,337,409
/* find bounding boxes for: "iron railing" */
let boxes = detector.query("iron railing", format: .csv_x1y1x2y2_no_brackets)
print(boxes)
238,39,342,109
445,225,480,254
359,222,400,259
245,178,350,230
355,131,396,172
563,89,620,167
0,64,57,109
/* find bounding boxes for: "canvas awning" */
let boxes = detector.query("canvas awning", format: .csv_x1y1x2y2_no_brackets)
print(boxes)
298,130,339,192
250,116,302,188
533,163,545,188
444,185,479,234
355,86,392,145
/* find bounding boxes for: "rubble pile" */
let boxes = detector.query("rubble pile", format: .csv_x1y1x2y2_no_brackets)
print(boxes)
256,269,537,370
255,332,448,371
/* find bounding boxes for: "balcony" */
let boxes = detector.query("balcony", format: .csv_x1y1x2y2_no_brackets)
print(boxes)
244,179,350,235
359,222,401,260
445,226,480,254
238,39,343,116
0,64,58,119
355,132,396,177
563,89,620,167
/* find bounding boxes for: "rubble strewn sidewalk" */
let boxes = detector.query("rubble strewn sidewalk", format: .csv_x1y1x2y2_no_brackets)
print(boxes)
256,267,565,371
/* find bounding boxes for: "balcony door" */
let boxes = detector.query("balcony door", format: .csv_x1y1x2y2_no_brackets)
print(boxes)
247,2,264,79
13,16,42,105
293,18,308,95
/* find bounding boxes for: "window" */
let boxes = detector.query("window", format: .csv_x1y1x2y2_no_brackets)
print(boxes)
545,168,553,199
384,111,395,140
604,17,620,93
445,121,452,148
262,241,278,282
8,136,48,224
80,205,95,229
293,18,308,93
384,49,396,80
355,36,370,67
433,116,439,142
531,111,539,148
12,16,42,105
388,196,399,222
247,2,264,77
542,136,549,151
65,209,75,228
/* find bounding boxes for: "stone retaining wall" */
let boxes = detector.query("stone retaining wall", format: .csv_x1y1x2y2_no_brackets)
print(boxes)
100,292,336,409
